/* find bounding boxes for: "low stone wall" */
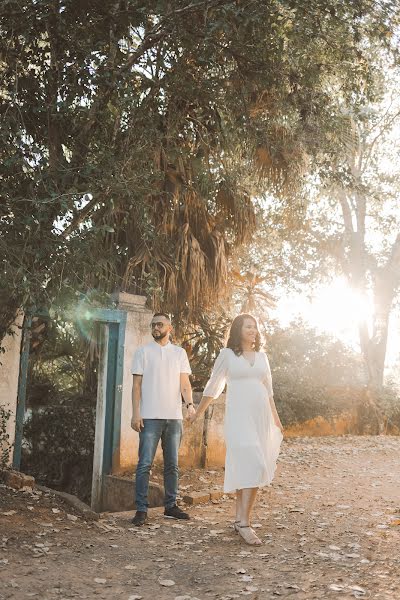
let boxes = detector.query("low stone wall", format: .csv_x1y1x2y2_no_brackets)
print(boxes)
102,475,164,512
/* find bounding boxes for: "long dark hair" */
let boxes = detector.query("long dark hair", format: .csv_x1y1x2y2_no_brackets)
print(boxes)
226,313,261,356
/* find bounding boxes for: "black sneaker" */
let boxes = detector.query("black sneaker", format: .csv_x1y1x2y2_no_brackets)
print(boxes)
164,505,190,520
131,511,148,526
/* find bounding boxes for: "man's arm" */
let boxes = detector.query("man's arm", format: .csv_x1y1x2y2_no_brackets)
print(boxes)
131,374,144,432
180,373,196,420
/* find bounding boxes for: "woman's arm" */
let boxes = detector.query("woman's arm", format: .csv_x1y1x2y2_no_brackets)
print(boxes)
188,349,228,424
188,394,213,423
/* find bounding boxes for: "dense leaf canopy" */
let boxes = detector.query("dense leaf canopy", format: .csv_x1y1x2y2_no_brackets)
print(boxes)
1,0,398,339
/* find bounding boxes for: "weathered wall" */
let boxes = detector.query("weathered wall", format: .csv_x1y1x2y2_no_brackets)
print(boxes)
122,392,228,472
178,400,205,469
0,313,24,465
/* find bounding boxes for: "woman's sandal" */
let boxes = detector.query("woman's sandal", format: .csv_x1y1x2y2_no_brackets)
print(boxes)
237,524,262,546
233,520,240,532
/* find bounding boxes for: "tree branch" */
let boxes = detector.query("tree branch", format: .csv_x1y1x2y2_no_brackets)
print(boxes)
361,107,400,172
336,188,354,235
60,195,101,238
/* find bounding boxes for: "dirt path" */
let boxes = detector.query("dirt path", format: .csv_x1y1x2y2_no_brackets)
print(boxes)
1,436,400,600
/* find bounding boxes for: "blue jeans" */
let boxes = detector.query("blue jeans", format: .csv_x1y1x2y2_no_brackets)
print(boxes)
135,419,183,512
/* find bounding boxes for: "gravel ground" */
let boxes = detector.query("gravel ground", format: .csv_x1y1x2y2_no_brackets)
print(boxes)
1,435,400,600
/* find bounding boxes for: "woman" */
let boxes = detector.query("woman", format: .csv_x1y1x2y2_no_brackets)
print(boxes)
189,314,283,545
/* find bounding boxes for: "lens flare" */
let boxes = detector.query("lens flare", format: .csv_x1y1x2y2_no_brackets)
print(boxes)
73,291,103,343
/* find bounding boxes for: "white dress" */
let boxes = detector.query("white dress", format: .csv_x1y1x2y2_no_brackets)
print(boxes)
203,348,283,493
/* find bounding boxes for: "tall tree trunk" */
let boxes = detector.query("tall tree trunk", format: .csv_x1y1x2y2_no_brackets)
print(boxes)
367,304,391,390
365,242,400,388
358,308,390,391
356,283,394,434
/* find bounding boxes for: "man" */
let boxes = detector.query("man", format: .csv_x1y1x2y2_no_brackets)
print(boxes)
130,312,195,525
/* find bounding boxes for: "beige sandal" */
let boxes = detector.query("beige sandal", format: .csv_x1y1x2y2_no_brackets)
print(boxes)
233,520,240,532
237,524,262,546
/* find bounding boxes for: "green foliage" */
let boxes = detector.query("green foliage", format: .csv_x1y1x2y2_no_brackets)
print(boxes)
21,312,98,501
376,386,400,432
1,0,398,339
0,405,12,469
267,320,398,431
28,313,99,399
266,320,366,425
180,309,232,390
22,403,95,503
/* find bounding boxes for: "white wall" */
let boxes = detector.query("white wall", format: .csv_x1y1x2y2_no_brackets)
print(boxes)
0,313,24,466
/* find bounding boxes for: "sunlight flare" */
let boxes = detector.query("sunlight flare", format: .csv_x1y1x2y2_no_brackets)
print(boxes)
276,277,373,344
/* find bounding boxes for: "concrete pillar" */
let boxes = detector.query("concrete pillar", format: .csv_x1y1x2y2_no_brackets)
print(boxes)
112,293,153,472
91,324,109,511
0,313,24,466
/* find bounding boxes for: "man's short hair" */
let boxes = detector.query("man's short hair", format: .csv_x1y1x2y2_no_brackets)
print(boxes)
153,312,171,322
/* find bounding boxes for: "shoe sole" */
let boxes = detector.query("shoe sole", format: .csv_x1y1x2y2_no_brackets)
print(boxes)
164,514,190,520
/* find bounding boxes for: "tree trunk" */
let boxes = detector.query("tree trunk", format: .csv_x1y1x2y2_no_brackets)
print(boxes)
366,310,391,390
356,285,394,434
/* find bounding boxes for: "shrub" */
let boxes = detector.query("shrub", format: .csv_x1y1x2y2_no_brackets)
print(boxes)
0,405,12,469
22,399,95,503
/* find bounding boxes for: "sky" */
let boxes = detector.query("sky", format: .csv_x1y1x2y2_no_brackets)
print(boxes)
275,276,400,368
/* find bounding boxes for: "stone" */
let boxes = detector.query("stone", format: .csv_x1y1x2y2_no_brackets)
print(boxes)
102,476,164,512
4,470,35,490
182,491,211,505
210,489,224,501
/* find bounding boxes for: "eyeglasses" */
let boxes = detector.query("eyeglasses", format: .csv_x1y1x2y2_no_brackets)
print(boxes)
151,322,165,329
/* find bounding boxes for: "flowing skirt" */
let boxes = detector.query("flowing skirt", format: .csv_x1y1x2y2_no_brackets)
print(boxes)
223,379,283,493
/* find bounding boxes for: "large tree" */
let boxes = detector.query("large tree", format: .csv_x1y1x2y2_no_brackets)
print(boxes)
318,69,400,389
1,0,397,341
265,55,400,389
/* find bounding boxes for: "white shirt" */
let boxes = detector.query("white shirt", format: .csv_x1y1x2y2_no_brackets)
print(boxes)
131,340,192,419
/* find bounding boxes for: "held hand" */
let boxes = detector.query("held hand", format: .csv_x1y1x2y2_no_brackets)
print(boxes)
186,405,197,424
131,417,144,432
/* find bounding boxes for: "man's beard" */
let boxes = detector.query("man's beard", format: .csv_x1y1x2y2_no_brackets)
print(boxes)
152,330,169,341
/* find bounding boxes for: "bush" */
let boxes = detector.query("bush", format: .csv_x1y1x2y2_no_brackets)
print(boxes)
375,385,400,433
266,321,368,426
0,405,12,469
22,399,95,503
22,314,98,503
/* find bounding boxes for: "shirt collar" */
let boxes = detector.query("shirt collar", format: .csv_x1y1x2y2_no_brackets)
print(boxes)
152,339,171,349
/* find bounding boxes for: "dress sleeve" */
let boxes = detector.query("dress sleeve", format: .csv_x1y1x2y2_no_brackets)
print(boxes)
262,353,274,399
203,348,228,399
